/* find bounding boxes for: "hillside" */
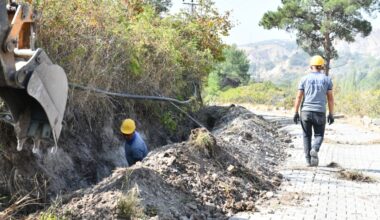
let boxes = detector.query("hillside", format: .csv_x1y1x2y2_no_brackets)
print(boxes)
240,40,308,85
336,29,380,58
0,1,242,218
240,29,380,86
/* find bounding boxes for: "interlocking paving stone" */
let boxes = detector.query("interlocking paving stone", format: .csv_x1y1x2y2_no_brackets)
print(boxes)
231,115,380,220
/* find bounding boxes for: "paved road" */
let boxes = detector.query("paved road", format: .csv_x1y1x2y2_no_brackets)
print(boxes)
232,114,380,220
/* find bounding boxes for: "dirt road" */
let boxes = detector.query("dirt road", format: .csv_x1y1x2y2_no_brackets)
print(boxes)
232,110,380,220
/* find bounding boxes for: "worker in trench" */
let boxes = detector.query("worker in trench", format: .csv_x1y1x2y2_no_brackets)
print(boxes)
120,119,148,166
293,55,335,167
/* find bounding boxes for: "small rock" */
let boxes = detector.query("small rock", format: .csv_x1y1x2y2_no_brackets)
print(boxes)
190,214,205,220
246,201,255,211
266,191,274,199
205,202,215,207
234,201,244,211
227,165,235,172
187,203,198,210
166,156,176,166
272,177,282,187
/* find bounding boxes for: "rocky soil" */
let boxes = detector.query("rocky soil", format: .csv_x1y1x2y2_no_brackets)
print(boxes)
25,106,290,219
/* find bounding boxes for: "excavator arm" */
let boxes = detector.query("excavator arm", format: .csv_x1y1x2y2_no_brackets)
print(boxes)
0,1,196,152
0,0,68,151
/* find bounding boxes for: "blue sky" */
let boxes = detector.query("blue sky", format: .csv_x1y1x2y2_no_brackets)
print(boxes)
171,0,380,45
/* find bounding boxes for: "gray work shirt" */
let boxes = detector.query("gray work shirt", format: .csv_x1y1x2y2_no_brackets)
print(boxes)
298,72,333,113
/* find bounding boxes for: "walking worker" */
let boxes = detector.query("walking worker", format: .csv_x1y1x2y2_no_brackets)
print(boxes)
293,55,334,167
120,118,148,166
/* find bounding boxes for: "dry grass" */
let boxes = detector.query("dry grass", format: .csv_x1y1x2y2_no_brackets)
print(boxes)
37,0,137,133
0,100,5,111
0,192,42,219
337,169,376,183
117,187,144,219
278,191,311,206
38,196,69,220
31,0,210,140
189,128,217,157
325,162,376,183
324,138,380,145
0,0,229,218
0,170,50,218
326,162,341,168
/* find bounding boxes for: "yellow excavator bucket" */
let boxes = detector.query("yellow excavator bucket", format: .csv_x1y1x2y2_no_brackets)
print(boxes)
0,1,68,151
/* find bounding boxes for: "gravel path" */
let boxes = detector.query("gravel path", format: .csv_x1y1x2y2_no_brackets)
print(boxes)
231,113,380,220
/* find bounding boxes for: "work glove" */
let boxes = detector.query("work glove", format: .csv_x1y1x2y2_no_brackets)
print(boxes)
293,112,300,124
327,114,334,125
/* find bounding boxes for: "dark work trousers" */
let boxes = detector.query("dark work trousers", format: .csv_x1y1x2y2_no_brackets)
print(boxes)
300,111,326,160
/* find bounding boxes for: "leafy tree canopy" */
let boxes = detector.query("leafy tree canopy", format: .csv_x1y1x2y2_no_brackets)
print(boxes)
145,0,172,13
260,0,379,73
123,0,172,17
38,0,232,113
204,45,250,100
175,0,233,61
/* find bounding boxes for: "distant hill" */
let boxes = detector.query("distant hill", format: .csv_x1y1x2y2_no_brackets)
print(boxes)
335,29,380,59
239,29,380,86
240,40,307,85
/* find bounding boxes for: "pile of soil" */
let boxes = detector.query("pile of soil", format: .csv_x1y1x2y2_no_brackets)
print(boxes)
32,106,290,219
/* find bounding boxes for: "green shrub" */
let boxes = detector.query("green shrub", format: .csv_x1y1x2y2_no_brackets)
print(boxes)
160,112,178,133
39,213,63,220
213,81,286,105
34,0,231,134
209,76,380,117
335,89,380,117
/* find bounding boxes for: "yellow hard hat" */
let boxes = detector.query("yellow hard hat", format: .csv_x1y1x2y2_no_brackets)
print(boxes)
120,118,136,134
310,55,325,66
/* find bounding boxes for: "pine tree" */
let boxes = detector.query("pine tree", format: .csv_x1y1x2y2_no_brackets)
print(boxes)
260,0,379,74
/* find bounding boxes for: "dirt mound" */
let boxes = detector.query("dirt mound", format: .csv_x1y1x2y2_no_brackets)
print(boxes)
31,106,289,219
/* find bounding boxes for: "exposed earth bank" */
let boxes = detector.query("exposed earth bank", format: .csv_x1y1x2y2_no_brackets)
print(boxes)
24,106,291,219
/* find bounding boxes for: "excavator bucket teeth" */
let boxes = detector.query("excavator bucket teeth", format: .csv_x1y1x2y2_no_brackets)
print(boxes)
0,87,46,137
0,61,68,144
27,63,68,140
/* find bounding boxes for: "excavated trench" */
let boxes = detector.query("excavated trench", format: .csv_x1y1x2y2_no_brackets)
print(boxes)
0,105,291,219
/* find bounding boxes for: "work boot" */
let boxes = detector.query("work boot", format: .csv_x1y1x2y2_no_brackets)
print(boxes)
306,157,311,167
310,149,319,166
